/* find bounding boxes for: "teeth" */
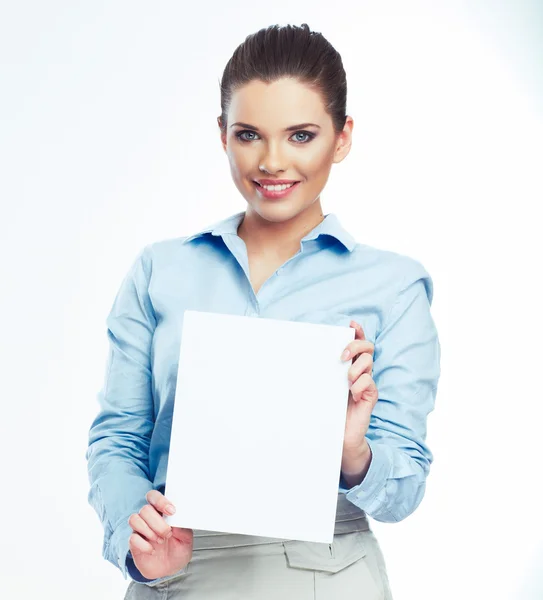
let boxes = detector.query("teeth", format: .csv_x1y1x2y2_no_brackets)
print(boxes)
261,183,295,191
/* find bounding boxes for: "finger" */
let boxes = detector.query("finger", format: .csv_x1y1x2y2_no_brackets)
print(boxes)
350,320,366,341
139,504,173,541
350,373,378,405
129,532,156,556
341,339,374,361
171,527,194,545
128,513,164,544
347,353,374,386
146,490,177,516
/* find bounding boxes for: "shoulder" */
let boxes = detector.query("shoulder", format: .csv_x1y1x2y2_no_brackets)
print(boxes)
146,235,191,255
139,234,194,264
350,242,433,302
141,212,238,262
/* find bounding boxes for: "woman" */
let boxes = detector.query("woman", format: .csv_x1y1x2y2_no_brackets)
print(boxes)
86,23,441,599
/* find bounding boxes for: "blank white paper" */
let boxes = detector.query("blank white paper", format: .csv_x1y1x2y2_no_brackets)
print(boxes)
164,310,355,543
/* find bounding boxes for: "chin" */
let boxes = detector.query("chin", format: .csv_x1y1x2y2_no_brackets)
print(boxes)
252,200,317,223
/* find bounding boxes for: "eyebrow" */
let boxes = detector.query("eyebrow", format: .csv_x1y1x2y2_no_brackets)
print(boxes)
230,122,321,132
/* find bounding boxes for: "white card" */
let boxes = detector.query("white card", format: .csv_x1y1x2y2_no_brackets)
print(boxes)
164,310,355,543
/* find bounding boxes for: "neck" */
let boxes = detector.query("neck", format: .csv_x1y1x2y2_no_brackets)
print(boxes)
237,202,325,258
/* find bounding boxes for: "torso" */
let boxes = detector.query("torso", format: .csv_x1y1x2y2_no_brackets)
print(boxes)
247,251,293,295
247,258,284,295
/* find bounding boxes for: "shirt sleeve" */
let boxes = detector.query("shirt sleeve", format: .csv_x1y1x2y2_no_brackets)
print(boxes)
86,245,158,581
339,259,441,522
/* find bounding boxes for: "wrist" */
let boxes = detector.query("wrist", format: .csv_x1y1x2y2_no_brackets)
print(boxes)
126,551,155,583
341,440,372,488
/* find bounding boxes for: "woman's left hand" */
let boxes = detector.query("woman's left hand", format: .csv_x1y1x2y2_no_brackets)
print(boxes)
341,321,379,456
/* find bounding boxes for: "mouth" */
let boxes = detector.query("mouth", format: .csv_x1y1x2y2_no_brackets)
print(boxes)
253,179,301,199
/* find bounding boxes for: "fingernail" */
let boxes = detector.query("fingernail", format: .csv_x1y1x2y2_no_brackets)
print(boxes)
341,349,350,360
165,504,176,515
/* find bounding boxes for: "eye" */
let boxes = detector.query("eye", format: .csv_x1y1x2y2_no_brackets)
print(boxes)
235,130,260,142
290,131,315,144
235,129,316,144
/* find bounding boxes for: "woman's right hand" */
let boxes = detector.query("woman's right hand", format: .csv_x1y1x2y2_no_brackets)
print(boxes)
128,490,193,581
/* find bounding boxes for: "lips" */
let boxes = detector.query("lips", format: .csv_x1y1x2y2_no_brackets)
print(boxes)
255,179,300,186
253,180,301,200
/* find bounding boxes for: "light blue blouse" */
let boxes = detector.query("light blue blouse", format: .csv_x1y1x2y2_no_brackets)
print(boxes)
86,211,441,581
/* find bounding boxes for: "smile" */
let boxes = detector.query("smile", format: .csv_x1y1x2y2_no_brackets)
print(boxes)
257,182,296,191
253,180,301,199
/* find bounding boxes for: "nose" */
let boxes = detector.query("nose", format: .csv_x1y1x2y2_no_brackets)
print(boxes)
259,141,286,174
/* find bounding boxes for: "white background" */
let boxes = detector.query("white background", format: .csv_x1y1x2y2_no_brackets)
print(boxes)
1,1,542,598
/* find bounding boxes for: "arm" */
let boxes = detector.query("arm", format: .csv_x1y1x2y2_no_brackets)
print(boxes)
339,260,441,522
86,245,157,581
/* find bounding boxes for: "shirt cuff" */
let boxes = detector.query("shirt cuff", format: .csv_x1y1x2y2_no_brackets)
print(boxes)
339,438,393,515
108,519,133,580
109,519,158,583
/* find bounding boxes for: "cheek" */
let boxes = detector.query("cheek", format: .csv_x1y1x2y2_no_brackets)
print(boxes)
297,146,335,179
227,147,247,178
229,143,257,173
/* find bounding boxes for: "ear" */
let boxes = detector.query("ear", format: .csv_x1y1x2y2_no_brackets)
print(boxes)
218,117,227,152
332,116,354,164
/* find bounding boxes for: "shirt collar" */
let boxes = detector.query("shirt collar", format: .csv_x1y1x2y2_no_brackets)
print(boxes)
182,211,357,252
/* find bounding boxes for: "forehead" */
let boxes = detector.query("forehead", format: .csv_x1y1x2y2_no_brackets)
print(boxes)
228,77,328,126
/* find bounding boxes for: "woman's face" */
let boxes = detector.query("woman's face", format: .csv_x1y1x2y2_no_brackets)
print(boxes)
220,77,353,224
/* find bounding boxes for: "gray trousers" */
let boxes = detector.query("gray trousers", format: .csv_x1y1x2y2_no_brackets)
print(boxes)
124,493,393,599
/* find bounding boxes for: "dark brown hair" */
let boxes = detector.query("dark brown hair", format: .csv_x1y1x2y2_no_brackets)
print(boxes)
218,23,347,134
